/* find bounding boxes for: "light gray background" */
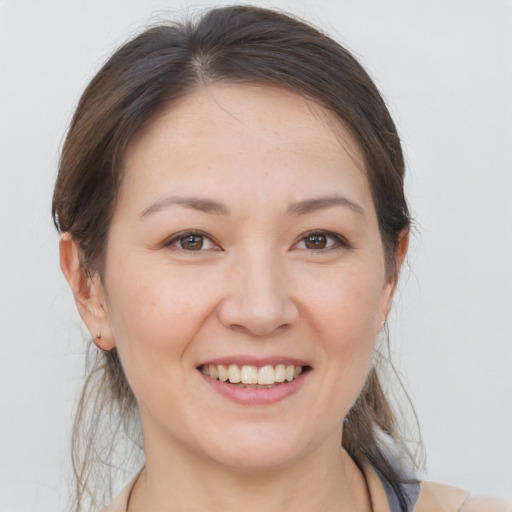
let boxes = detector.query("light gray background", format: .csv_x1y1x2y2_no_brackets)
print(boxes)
1,0,511,510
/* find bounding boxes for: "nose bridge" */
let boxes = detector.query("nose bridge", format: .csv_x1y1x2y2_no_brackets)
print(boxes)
219,242,298,335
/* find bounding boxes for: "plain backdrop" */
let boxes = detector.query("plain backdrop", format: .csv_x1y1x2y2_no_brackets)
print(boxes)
1,0,511,510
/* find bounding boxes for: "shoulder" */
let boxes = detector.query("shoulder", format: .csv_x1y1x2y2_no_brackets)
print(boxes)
415,481,512,512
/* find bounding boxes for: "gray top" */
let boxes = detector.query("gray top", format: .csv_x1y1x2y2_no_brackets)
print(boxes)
378,470,421,512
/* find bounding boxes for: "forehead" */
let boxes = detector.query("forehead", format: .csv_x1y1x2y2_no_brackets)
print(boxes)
128,83,364,165
120,84,370,215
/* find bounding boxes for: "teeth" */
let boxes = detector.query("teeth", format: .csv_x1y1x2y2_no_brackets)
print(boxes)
274,364,286,382
200,363,305,385
258,365,275,385
228,364,241,383
218,364,228,382
209,365,218,379
241,365,258,384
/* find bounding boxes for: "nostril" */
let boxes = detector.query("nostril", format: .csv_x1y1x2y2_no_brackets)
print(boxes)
218,299,298,337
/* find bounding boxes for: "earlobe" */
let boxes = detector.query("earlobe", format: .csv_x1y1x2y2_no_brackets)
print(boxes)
59,233,115,350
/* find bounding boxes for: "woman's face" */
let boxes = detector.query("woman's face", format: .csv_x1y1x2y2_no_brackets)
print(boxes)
100,84,397,471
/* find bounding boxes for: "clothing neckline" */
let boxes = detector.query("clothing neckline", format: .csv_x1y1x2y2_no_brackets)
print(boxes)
101,459,419,512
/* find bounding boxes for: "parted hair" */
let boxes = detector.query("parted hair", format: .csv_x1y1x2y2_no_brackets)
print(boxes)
52,5,419,511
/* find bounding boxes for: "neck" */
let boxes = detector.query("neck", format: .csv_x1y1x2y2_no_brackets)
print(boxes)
128,429,371,512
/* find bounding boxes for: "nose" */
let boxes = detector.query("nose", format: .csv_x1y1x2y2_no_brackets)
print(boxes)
217,250,299,337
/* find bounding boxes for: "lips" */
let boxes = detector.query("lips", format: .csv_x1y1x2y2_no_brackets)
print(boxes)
197,358,311,404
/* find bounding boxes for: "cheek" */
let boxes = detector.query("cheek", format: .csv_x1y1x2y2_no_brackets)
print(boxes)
305,264,384,343
302,266,384,408
104,260,220,381
102,267,212,416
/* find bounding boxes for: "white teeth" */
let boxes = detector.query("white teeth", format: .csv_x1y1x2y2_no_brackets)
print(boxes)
258,365,275,385
218,364,228,382
228,364,241,383
209,365,218,379
241,365,258,384
274,364,286,382
200,363,305,385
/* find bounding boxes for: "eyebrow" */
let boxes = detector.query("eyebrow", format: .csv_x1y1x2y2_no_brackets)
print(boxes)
286,195,364,216
140,194,364,218
140,195,230,217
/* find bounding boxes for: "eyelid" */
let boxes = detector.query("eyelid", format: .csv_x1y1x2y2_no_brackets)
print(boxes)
293,230,351,251
162,230,221,251
161,229,349,252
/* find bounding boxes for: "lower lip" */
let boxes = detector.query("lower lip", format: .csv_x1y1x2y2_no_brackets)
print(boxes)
199,371,308,405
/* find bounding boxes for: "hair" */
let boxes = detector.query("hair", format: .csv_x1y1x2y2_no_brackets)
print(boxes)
53,5,419,511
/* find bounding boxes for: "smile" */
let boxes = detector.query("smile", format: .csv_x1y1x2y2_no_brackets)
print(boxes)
199,364,308,387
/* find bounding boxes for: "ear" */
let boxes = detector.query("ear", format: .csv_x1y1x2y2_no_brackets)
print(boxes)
379,228,409,330
59,232,115,350
393,228,409,283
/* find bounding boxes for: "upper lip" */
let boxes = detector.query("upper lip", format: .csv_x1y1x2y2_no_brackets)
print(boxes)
198,356,311,367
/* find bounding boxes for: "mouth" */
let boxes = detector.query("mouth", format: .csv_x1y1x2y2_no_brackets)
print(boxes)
198,363,311,388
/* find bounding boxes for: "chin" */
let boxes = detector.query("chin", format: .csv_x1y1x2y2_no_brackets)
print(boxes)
197,422,322,472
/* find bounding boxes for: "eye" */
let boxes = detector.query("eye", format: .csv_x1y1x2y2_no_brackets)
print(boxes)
165,231,218,251
295,231,348,251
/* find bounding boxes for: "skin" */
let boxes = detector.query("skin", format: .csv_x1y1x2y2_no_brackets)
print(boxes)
60,84,408,511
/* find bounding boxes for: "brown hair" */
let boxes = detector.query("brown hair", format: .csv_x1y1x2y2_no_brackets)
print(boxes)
53,5,419,511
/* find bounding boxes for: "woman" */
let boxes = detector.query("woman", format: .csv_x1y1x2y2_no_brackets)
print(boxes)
52,5,510,512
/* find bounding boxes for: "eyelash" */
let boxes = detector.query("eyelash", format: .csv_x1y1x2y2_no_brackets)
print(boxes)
163,230,220,252
294,230,350,252
163,230,350,253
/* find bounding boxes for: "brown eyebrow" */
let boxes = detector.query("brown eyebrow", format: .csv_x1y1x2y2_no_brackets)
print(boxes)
140,195,230,217
140,194,363,218
286,195,364,216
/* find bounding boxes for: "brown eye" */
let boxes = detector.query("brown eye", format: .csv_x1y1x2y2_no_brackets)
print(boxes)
295,231,348,252
165,231,217,252
180,234,204,250
304,234,327,249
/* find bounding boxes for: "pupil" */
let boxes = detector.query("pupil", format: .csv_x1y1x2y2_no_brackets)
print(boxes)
306,234,326,249
181,235,203,250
